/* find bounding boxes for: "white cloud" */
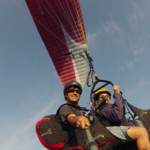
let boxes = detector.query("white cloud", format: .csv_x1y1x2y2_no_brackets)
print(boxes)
101,18,121,36
126,2,146,56
125,58,139,68
144,33,150,39
124,79,150,98
126,61,134,68
128,2,144,29
133,47,144,55
0,100,57,150
124,87,137,98
87,17,123,45
139,79,150,87
87,32,98,45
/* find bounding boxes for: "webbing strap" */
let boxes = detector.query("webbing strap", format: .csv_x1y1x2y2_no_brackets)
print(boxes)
56,103,89,115
87,70,95,87
124,100,139,126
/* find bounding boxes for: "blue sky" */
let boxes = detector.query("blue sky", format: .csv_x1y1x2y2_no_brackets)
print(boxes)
0,0,150,150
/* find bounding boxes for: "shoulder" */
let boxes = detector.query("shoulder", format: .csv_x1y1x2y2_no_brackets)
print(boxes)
98,104,112,116
59,104,73,112
58,104,80,115
99,104,111,111
58,104,82,123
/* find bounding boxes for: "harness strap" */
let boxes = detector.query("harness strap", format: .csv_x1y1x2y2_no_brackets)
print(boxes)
124,100,139,126
122,98,126,115
56,103,89,115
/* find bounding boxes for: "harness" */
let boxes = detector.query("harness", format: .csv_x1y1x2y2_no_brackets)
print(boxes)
36,99,150,150
36,104,124,150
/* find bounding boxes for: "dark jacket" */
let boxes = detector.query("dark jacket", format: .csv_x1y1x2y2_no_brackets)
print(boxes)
97,93,134,126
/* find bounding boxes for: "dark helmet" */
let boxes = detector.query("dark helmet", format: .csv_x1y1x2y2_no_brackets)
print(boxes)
94,88,111,101
63,81,82,96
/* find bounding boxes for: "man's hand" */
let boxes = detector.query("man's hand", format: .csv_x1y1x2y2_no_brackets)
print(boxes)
67,114,90,129
113,85,120,94
76,116,90,129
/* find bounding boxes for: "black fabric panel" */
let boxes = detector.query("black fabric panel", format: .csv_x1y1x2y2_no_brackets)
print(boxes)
37,115,68,144
36,103,140,150
127,102,150,138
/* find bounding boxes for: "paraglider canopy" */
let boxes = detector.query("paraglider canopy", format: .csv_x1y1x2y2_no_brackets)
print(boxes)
25,0,90,89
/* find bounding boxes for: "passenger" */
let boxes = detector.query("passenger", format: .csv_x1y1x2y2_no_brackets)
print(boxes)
94,85,150,150
58,81,90,129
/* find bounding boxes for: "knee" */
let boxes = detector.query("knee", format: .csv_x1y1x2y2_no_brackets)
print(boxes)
128,127,148,140
134,127,148,138
138,127,148,137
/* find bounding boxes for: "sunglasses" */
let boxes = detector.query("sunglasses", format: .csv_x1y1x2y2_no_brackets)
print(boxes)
68,89,81,94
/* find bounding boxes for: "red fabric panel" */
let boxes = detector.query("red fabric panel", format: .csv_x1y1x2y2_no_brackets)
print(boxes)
69,147,84,150
26,0,86,86
36,118,65,149
98,136,115,148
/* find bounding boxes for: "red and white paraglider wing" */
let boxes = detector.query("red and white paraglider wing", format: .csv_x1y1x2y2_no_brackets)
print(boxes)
25,0,89,88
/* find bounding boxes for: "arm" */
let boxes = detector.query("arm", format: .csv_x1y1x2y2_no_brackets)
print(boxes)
59,105,90,129
67,114,90,129
99,85,124,122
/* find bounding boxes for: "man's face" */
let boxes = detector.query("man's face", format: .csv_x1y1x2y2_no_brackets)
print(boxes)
65,87,80,104
99,93,110,104
94,93,110,106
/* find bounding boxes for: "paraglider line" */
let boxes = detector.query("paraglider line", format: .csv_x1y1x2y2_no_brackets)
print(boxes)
55,0,84,55
14,0,87,63
40,0,67,58
55,0,87,55
13,0,71,50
